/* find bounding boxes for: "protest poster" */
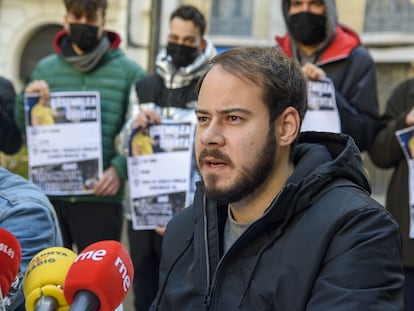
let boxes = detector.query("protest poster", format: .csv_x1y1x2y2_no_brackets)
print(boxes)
24,91,103,195
396,125,414,238
127,121,194,230
301,77,341,133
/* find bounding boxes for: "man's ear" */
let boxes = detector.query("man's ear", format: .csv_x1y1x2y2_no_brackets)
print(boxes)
276,106,300,147
200,38,207,51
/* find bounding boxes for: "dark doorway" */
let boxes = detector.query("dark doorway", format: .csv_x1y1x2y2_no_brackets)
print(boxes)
19,24,62,84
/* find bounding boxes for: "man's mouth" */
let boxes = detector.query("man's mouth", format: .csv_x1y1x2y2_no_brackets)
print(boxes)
210,162,225,168
203,157,227,168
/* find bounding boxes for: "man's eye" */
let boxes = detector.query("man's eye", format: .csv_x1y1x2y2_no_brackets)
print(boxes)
197,116,208,123
228,116,240,122
184,39,196,45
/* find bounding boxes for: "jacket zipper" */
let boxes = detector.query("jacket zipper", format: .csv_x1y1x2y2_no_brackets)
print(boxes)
202,195,211,306
165,70,177,118
202,189,286,308
203,251,226,308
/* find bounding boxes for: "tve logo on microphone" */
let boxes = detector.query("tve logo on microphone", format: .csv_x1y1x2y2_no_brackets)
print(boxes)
74,248,131,292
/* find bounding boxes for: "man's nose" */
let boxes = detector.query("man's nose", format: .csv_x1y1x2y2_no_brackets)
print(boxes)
299,3,311,11
199,122,225,147
175,38,186,45
76,16,88,23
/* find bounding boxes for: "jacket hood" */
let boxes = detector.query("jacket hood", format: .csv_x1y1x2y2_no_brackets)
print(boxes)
291,131,370,193
255,131,370,231
53,29,121,54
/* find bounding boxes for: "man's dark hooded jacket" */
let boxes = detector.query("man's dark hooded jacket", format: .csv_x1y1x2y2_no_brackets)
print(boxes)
150,132,403,310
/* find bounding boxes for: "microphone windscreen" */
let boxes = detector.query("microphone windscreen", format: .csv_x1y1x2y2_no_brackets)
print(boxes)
23,247,77,311
0,228,22,297
64,240,134,311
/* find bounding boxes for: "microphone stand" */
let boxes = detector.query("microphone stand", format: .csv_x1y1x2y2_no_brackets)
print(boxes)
0,285,5,311
69,290,100,311
34,296,58,311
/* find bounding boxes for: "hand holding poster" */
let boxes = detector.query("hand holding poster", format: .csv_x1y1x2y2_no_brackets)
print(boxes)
127,121,194,230
24,91,103,195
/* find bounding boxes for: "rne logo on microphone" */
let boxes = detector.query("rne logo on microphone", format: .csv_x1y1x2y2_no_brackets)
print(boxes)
74,249,107,262
0,242,15,259
115,256,131,292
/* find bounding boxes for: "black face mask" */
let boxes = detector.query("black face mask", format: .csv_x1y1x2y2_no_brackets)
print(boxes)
166,42,199,68
69,23,100,52
287,12,326,45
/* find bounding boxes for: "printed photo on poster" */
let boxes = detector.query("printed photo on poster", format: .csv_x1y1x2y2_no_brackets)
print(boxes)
31,160,100,194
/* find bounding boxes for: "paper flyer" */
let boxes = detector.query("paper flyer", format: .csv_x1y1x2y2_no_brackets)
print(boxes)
127,120,194,230
301,77,341,133
24,91,103,195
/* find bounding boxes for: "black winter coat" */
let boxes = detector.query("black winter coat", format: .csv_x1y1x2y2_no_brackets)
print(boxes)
276,26,380,152
151,132,404,310
369,78,414,268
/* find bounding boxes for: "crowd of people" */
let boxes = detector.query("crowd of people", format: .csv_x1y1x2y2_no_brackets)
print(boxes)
1,0,414,310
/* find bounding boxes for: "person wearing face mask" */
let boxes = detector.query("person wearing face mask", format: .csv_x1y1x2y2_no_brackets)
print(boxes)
118,5,216,311
14,0,146,254
275,0,380,152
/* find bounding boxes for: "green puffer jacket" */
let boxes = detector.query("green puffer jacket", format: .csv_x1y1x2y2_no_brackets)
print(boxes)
15,30,146,204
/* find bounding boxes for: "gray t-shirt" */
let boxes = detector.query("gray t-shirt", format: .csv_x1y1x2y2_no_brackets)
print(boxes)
223,205,252,253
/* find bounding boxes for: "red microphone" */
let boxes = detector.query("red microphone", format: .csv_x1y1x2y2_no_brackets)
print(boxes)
0,228,22,298
63,240,134,311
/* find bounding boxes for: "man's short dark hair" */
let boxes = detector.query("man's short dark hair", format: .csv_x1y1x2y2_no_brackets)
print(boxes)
198,46,307,124
64,0,107,19
196,47,307,157
170,5,206,36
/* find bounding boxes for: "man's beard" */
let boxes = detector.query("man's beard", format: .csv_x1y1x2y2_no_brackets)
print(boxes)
198,126,277,203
